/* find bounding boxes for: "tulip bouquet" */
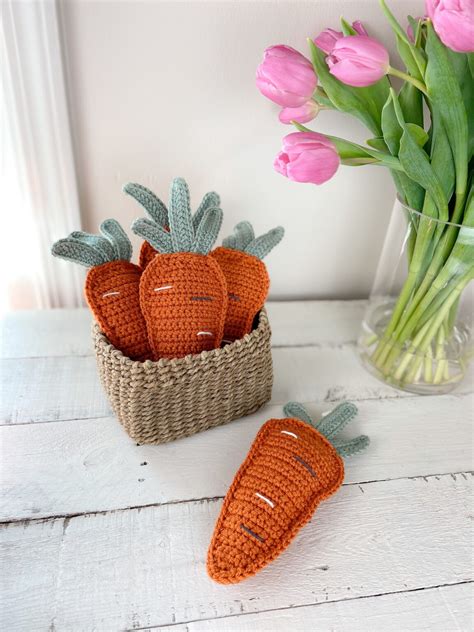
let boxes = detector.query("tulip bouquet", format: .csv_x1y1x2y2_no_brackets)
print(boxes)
257,0,474,393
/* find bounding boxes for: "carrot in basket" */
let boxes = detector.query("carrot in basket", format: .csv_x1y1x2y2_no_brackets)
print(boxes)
51,220,151,360
132,177,227,359
124,181,220,269
211,222,284,342
207,401,369,584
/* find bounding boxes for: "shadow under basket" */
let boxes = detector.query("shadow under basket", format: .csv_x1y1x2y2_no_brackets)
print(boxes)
92,309,273,444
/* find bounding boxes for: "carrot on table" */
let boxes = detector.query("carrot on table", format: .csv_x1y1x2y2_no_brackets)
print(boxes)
124,181,220,270
207,401,369,584
211,221,284,342
132,177,227,359
51,219,151,360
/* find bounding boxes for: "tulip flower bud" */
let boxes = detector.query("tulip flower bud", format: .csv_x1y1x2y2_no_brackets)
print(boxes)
256,45,318,108
425,0,474,53
278,100,320,125
314,21,368,54
326,35,390,87
274,131,340,185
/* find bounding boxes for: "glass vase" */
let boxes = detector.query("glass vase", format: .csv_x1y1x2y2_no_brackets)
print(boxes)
358,197,473,395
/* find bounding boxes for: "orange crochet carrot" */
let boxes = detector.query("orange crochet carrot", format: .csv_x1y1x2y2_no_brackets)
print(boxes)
211,222,284,342
207,401,369,584
123,181,221,270
51,220,151,360
132,177,227,359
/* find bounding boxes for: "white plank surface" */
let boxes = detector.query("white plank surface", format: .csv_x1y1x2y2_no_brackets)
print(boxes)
2,343,472,425
1,394,472,521
0,301,366,359
152,583,473,632
1,302,473,632
1,474,471,630
2,301,472,425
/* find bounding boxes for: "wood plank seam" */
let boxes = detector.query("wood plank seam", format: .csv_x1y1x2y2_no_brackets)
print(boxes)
1,471,471,527
2,390,471,428
127,581,474,631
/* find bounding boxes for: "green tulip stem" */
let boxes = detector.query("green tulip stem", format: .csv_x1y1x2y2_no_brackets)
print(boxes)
388,67,428,95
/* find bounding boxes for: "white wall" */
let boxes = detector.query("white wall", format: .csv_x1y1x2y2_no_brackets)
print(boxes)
60,0,424,299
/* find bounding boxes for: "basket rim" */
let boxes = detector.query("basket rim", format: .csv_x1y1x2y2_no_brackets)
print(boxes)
93,307,270,368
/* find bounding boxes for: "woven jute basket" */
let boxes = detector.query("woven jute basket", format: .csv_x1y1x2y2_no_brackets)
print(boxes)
92,309,273,444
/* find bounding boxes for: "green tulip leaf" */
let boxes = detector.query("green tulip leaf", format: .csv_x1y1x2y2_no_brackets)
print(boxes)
406,124,429,147
380,92,425,210
391,89,448,218
446,49,474,160
366,137,388,151
425,22,468,207
340,17,357,36
399,82,423,127
379,0,426,78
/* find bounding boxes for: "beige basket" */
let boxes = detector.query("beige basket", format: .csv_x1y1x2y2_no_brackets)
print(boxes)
93,309,273,444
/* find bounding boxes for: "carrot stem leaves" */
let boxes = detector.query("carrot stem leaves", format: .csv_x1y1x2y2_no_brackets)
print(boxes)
283,402,314,425
333,435,370,457
123,182,168,227
283,400,369,458
51,238,108,268
193,207,223,255
132,218,173,253
100,219,133,262
193,191,221,233
70,231,116,262
222,223,285,259
316,401,358,439
245,227,285,259
169,177,194,252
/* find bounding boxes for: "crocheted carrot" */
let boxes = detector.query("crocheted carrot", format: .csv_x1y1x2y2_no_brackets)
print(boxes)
124,181,220,270
211,222,284,342
207,401,369,584
132,177,227,359
51,220,151,360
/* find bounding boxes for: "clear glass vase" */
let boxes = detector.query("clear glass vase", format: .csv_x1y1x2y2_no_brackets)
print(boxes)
358,197,473,395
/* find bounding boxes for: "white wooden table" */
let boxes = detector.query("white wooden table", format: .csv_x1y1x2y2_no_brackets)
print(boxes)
1,301,472,632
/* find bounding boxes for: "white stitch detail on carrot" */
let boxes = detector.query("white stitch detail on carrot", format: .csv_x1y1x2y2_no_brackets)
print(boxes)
255,492,275,508
102,291,120,298
197,331,213,337
281,430,298,439
154,285,173,292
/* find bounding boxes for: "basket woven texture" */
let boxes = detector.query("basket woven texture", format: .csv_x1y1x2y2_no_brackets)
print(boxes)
93,309,273,444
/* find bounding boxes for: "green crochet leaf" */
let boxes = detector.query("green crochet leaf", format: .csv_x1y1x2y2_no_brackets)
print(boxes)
234,221,255,250
131,218,173,254
245,226,285,259
51,238,108,268
316,402,358,440
222,233,238,249
123,182,168,226
281,401,369,458
333,435,370,457
193,191,221,232
169,177,194,252
100,219,133,262
69,231,116,262
192,206,223,255
283,402,313,425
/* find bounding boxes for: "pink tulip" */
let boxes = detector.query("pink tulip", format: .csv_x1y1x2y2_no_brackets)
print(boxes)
425,0,474,52
279,100,320,125
256,45,317,108
274,132,340,185
407,16,424,42
326,35,390,87
314,21,368,54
